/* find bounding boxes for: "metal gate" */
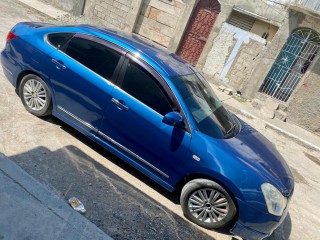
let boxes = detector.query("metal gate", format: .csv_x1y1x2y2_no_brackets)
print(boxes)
259,28,320,102
177,0,220,66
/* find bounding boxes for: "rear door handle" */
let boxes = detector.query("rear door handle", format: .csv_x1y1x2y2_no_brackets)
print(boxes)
111,98,129,111
52,59,66,70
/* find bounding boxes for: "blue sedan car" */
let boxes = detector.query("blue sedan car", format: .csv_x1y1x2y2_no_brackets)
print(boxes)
1,22,294,240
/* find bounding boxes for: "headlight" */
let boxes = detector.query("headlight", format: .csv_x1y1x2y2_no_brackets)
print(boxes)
261,183,287,216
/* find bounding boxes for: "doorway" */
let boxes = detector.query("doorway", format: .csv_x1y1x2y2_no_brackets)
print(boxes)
177,0,221,66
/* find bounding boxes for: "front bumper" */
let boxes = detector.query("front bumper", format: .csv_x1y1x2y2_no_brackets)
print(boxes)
231,222,269,240
230,198,290,240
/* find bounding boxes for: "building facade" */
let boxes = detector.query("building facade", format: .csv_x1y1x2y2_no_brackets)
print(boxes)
43,0,320,135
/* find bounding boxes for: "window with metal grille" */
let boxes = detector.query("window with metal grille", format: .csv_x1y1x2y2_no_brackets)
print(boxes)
227,9,279,41
227,10,255,32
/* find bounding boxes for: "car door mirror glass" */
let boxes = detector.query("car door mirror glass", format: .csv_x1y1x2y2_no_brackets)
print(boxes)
163,112,185,128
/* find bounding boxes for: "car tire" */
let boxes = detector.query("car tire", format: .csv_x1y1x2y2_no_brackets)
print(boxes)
19,74,52,117
180,179,237,230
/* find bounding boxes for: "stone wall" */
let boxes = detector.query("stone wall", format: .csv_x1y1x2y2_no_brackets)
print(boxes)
202,24,236,80
134,0,185,47
284,12,320,135
199,0,286,86
286,60,320,135
240,10,320,134
84,0,134,30
227,40,264,93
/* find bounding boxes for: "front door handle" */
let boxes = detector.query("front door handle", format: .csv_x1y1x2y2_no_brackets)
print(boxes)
52,59,66,70
111,98,129,111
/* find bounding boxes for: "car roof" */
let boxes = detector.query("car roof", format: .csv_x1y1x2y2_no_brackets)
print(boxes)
75,24,195,77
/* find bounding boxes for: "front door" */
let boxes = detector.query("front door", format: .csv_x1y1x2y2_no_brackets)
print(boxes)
98,56,191,188
177,0,220,66
47,34,124,132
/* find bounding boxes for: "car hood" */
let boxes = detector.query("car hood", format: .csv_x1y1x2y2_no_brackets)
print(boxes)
214,120,294,197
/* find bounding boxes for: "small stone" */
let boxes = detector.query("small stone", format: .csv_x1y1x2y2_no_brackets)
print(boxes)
274,110,287,121
224,88,233,95
251,98,263,109
218,85,226,91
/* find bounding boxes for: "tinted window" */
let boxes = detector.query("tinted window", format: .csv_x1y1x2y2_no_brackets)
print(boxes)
121,62,172,116
47,33,74,49
171,73,238,139
65,37,121,80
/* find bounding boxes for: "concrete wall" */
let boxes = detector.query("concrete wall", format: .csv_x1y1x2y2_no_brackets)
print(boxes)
238,9,320,135
83,0,195,48
133,0,186,47
200,0,285,90
286,58,320,135
227,38,265,92
202,23,267,88
198,1,320,134
40,0,85,15
83,0,143,32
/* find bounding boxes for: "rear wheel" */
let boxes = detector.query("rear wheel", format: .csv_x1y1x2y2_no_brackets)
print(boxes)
19,74,52,117
180,179,236,229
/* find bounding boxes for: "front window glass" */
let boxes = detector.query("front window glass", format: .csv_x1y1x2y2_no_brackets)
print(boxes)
171,73,238,139
121,61,173,116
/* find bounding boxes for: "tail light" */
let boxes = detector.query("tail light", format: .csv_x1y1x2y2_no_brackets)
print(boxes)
6,32,17,41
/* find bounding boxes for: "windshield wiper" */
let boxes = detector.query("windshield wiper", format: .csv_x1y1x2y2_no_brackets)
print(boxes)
226,123,236,135
224,121,237,138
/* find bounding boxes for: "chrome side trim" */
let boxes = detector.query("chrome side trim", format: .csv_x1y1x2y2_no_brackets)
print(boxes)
98,131,169,179
57,105,169,179
57,106,96,131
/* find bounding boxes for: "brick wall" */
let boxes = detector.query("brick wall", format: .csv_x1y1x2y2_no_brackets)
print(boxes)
134,0,185,47
92,0,133,29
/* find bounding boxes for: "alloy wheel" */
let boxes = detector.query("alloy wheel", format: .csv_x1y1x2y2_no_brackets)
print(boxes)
188,188,229,223
23,78,47,111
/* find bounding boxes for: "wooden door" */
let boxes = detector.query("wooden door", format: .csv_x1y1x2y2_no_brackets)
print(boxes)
177,0,220,66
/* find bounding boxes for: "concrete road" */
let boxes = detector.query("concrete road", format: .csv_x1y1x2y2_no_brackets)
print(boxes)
0,0,319,239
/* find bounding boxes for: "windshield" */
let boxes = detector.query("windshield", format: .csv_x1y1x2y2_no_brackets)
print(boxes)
171,73,238,139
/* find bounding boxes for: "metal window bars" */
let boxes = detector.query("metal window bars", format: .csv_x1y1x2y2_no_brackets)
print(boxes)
259,28,320,102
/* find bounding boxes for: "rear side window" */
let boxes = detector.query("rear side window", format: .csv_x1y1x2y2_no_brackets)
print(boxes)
65,37,121,80
121,61,173,116
47,33,74,49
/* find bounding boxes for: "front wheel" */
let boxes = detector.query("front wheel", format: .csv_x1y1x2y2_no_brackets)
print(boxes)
180,179,237,230
19,74,52,117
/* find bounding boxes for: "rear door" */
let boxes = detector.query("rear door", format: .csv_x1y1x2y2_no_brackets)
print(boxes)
98,54,192,188
47,33,125,133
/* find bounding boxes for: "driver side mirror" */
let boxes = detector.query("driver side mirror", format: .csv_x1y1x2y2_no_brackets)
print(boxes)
162,112,185,128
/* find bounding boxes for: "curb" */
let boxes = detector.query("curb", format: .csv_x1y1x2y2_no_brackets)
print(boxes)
264,123,320,153
224,103,320,153
17,0,68,19
0,153,112,240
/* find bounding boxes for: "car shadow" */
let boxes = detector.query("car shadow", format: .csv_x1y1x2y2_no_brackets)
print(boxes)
9,144,217,240
42,115,183,204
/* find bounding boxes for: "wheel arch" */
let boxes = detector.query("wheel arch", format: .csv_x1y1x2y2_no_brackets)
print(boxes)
16,70,48,92
173,172,242,215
